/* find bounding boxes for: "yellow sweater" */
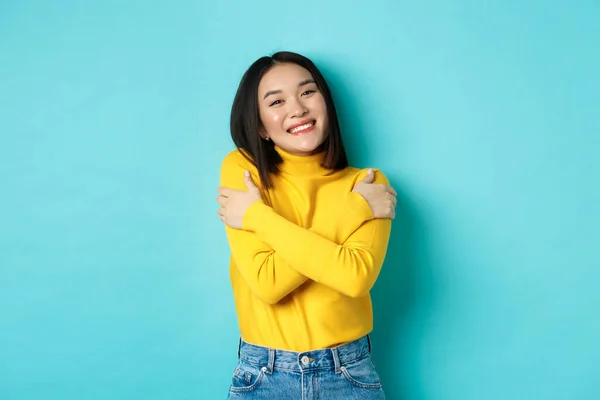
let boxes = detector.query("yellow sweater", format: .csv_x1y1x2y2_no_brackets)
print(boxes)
220,147,392,351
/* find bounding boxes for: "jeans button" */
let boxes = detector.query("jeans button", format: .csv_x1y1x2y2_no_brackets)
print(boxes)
301,356,310,365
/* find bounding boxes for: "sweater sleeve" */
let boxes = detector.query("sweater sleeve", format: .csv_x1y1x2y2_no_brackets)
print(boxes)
220,151,374,304
242,170,392,298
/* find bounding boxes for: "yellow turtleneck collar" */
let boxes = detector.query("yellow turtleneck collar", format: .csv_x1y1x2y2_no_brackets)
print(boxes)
274,145,329,176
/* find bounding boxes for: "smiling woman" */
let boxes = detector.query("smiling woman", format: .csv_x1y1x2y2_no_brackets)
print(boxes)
217,51,397,399
257,64,328,155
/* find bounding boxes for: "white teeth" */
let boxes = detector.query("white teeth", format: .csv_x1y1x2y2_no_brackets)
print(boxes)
289,121,314,133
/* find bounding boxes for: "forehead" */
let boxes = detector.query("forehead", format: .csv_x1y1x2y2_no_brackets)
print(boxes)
258,63,313,92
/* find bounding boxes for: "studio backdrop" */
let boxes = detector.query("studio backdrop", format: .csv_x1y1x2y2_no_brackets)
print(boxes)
1,1,599,399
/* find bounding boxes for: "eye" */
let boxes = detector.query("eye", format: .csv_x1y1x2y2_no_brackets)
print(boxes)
269,99,283,107
301,90,316,96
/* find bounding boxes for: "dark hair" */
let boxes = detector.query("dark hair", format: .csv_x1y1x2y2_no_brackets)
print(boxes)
230,51,348,189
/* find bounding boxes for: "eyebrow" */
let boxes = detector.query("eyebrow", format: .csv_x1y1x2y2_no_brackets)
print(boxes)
262,79,316,100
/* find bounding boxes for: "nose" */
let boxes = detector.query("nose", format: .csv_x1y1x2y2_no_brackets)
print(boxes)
288,98,308,118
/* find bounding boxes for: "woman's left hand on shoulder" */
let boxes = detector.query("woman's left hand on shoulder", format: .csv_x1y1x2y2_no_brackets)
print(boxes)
352,169,397,219
217,171,262,229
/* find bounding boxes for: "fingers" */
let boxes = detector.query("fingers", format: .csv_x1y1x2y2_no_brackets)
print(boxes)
217,207,225,222
218,186,246,196
385,185,397,196
216,195,228,206
387,207,396,220
218,187,233,197
361,169,375,184
243,170,258,190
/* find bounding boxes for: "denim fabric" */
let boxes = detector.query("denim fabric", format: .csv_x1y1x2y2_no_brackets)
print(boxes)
226,336,385,399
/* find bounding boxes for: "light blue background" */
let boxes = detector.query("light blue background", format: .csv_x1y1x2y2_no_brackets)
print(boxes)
1,1,599,399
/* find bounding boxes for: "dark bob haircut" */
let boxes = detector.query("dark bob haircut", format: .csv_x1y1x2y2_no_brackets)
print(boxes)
230,51,348,189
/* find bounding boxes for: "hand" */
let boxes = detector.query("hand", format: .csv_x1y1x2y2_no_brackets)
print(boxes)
217,171,263,229
352,169,397,219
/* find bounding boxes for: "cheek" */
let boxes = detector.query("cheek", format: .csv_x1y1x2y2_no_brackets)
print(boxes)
316,99,329,134
315,99,328,124
261,110,282,130
313,96,328,115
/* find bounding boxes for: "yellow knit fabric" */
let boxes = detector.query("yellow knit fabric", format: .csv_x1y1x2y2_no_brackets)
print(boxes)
220,147,392,351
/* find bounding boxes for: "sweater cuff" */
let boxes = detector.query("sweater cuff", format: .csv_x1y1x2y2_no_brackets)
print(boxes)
344,191,375,223
242,200,272,231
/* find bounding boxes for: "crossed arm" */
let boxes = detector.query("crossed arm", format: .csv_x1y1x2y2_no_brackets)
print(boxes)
218,154,395,304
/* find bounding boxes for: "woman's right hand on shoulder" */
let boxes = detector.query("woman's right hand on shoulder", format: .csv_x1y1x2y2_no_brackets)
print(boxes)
352,169,397,219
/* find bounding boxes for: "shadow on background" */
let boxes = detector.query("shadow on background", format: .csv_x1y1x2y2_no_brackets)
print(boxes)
371,190,419,400
319,57,422,399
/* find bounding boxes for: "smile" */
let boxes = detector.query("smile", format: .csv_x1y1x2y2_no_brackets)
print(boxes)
288,120,316,135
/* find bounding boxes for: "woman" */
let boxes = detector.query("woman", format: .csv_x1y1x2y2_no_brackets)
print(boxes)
217,51,396,399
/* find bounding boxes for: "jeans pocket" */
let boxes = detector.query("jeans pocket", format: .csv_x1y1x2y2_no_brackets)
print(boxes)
229,361,266,393
340,356,383,390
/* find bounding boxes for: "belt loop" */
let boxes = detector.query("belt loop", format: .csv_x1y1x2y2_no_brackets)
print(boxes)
267,348,275,374
331,346,341,373
367,334,372,353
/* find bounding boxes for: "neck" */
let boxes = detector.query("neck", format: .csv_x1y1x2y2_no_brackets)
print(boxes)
275,146,329,176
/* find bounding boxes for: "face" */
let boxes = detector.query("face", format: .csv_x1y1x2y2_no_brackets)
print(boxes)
257,63,328,156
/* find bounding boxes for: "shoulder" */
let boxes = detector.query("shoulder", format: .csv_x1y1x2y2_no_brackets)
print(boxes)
219,149,262,189
221,149,254,170
220,148,260,177
346,166,390,185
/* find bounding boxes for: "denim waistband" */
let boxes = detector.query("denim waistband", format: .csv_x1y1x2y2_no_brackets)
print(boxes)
238,336,372,373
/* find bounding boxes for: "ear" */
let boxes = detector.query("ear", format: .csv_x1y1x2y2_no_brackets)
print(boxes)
259,127,270,141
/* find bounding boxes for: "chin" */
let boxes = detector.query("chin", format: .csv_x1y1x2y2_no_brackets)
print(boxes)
295,141,325,154
276,130,327,155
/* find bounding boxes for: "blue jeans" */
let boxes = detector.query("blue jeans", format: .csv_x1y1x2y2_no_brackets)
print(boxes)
226,335,385,399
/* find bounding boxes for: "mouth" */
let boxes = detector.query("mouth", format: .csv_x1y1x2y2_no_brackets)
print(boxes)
287,119,316,136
